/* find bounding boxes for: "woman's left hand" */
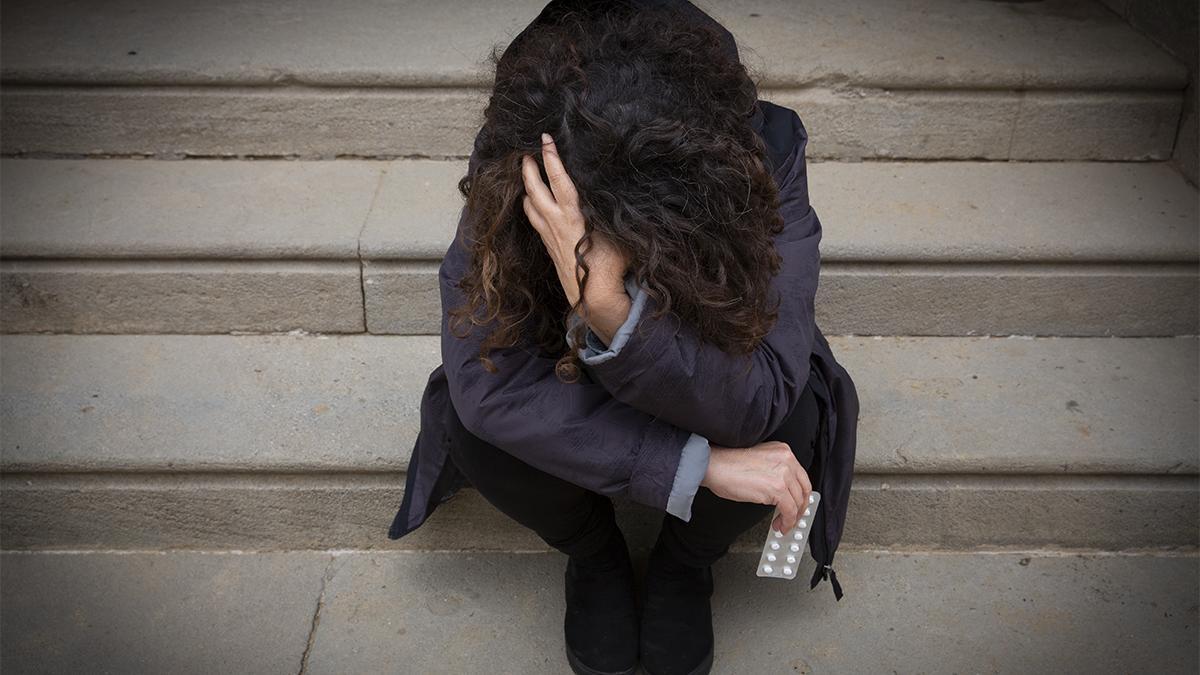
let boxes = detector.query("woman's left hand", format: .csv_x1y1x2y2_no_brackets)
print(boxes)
521,132,631,309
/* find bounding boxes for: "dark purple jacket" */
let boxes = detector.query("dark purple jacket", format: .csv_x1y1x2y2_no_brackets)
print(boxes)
388,0,860,600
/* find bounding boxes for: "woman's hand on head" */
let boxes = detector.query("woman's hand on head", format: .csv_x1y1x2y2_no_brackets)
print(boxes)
521,132,631,308
701,441,813,534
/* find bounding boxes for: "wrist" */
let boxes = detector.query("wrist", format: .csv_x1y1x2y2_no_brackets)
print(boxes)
586,281,629,311
582,285,631,345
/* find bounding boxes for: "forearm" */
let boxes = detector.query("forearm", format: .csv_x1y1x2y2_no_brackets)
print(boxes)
564,105,821,449
570,275,814,448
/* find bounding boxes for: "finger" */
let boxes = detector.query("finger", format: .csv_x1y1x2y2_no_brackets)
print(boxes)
781,471,806,532
797,466,814,515
522,195,549,233
521,154,556,210
540,133,579,208
773,481,800,534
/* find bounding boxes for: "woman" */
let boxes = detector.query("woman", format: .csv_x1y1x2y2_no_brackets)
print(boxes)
387,2,860,674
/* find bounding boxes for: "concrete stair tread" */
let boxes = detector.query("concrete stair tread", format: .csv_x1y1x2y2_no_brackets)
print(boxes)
0,3,1186,160
0,159,380,260
1,333,1195,476
0,0,1187,90
1,549,1196,673
3,158,1196,262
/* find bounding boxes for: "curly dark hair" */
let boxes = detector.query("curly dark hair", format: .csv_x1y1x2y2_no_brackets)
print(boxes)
449,1,785,383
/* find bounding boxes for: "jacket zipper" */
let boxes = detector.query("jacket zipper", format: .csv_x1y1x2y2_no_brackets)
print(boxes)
806,361,844,600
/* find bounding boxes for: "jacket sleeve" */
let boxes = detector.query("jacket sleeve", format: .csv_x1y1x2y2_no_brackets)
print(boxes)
440,137,710,519
570,276,713,520
571,275,712,521
568,112,822,450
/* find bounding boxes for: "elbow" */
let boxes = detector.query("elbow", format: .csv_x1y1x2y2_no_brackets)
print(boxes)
719,377,809,448
711,404,775,449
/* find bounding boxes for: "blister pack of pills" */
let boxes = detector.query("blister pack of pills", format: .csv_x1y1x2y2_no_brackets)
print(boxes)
755,491,820,580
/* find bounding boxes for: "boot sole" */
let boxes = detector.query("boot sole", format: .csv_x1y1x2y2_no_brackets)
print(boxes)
565,642,637,675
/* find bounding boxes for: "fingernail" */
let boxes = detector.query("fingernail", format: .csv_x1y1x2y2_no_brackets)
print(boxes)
541,132,553,144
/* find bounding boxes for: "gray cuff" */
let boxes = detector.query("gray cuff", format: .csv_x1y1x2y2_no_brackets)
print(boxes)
566,273,648,364
665,432,712,522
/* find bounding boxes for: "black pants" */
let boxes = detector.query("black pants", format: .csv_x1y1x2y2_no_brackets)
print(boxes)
446,380,821,568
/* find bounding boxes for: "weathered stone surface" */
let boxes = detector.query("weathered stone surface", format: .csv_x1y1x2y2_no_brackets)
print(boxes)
0,334,432,473
812,265,1199,337
1,472,1195,551
1,87,1181,160
1,1,1187,159
1008,91,1185,160
363,158,1200,263
1,0,1186,89
8,549,1187,674
0,260,365,333
1176,92,1199,184
0,550,329,675
807,160,1199,262
2,335,1195,475
305,550,1197,673
0,87,491,158
6,158,1194,335
359,160,466,260
362,260,441,335
0,158,378,333
0,334,1195,550
361,158,1200,335
0,157,379,259
369,264,1200,337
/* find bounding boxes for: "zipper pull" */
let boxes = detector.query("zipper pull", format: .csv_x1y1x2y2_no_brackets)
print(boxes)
827,564,844,601
809,563,845,601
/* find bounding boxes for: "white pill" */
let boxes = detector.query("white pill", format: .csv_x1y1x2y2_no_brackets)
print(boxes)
793,531,803,540
804,508,811,516
783,566,792,575
763,565,773,574
767,553,777,562
790,542,800,552
770,541,780,550
773,530,783,538
809,494,815,504
786,555,797,564
799,519,807,528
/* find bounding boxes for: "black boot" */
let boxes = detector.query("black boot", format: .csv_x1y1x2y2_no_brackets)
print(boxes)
563,525,639,675
638,535,715,675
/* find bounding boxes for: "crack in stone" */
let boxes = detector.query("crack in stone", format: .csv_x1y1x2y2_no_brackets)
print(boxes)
298,553,338,674
355,167,388,333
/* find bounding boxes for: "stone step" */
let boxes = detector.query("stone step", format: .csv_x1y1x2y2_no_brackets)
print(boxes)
1,334,1195,550
0,0,1188,160
3,158,1196,336
1,549,1196,673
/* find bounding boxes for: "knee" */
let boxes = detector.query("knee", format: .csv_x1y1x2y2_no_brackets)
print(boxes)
767,383,819,469
444,423,496,472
